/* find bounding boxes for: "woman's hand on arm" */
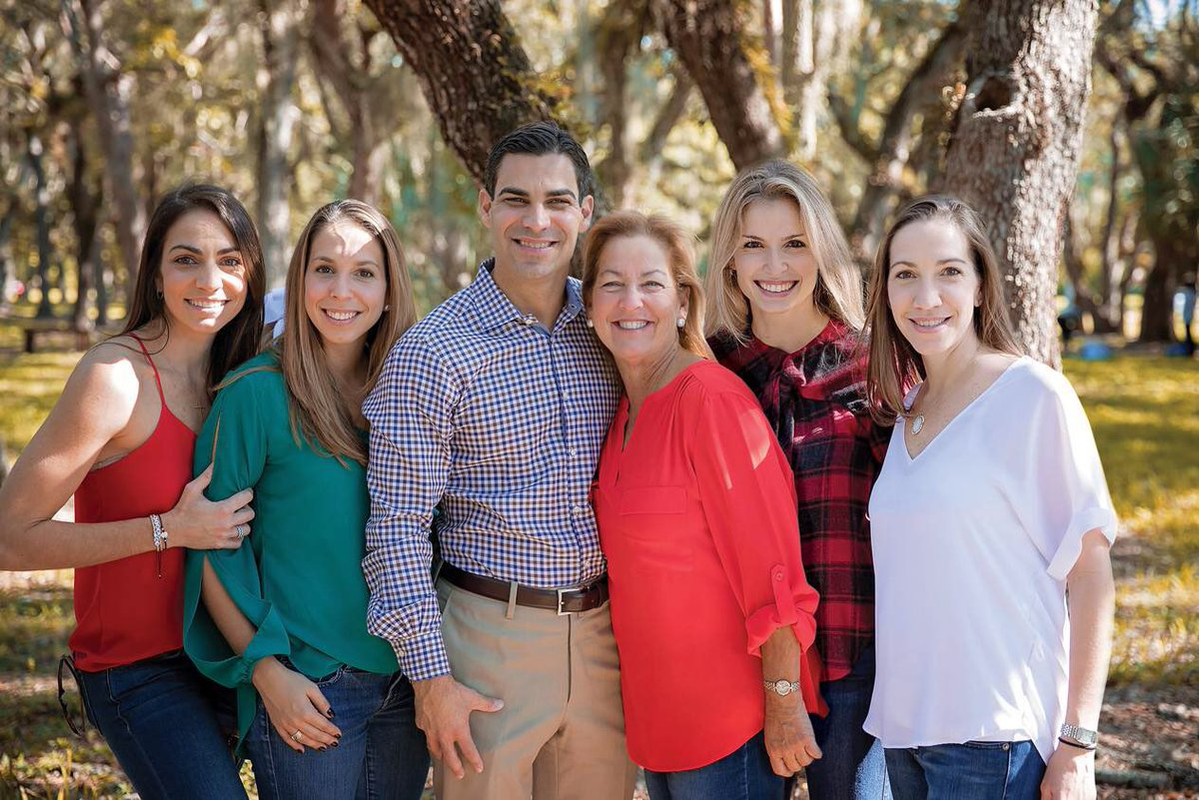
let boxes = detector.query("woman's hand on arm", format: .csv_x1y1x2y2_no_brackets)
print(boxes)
760,626,822,778
199,559,341,752
1040,528,1114,800
161,463,255,551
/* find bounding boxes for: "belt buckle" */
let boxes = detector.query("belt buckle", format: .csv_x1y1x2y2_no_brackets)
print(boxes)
556,587,574,616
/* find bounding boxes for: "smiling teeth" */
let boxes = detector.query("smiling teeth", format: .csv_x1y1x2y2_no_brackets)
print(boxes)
616,321,649,330
912,319,947,328
758,282,797,294
519,240,553,249
325,310,359,321
187,299,225,309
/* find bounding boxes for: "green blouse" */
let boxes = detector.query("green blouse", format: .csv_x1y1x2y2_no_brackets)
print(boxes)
182,352,397,747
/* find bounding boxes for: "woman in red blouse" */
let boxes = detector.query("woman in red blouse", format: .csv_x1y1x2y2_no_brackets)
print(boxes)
705,160,891,800
582,210,825,799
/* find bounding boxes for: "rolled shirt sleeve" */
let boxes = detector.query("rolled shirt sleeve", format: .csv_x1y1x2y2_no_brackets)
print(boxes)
361,335,458,681
686,388,825,709
1014,368,1118,581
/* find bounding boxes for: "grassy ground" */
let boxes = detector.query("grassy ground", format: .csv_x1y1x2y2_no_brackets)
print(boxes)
0,347,1195,798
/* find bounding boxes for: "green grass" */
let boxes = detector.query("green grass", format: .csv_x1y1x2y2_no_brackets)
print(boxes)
1064,357,1199,686
0,351,1194,796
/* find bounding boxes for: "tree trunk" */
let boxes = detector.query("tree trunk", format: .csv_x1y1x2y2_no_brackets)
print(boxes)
850,20,965,264
940,0,1098,369
363,0,557,187
67,0,145,303
1092,121,1126,333
1139,239,1182,343
784,0,815,159
654,0,784,170
309,0,391,205
594,0,648,209
28,133,55,319
68,130,100,333
257,0,303,286
0,204,14,314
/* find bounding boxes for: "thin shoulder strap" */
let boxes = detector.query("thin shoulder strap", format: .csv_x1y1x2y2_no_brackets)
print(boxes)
128,333,167,405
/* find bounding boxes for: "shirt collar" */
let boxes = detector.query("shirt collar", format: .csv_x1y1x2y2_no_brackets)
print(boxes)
469,258,586,334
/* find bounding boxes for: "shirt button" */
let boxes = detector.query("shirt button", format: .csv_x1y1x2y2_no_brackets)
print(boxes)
571,505,583,516
568,447,578,457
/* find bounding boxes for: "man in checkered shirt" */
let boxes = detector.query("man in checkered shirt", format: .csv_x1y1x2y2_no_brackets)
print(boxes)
363,123,637,799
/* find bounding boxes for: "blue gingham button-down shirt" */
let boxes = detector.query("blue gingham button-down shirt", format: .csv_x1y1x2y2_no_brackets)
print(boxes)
362,260,621,680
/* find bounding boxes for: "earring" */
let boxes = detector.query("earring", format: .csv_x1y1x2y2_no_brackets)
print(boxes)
155,288,163,300
585,318,594,328
384,304,390,312
676,317,686,328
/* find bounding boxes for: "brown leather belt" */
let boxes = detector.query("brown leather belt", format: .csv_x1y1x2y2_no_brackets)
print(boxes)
438,561,609,615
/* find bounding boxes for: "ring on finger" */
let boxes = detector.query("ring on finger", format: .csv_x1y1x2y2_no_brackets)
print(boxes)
291,730,303,742
236,524,247,538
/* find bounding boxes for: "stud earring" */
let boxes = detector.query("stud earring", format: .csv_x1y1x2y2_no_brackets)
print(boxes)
676,317,686,328
384,304,390,312
585,318,594,328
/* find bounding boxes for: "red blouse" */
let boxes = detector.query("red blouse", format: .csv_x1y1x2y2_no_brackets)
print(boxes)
594,360,824,772
70,336,194,672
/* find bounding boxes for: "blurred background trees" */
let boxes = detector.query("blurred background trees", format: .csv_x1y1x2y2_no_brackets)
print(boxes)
1,0,1196,363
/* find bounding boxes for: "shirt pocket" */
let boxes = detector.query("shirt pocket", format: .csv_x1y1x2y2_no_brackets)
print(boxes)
617,485,693,571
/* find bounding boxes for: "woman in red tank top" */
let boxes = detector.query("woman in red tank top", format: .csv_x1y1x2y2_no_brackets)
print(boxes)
0,185,265,799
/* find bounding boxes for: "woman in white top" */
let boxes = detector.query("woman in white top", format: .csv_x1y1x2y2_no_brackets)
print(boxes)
863,195,1117,800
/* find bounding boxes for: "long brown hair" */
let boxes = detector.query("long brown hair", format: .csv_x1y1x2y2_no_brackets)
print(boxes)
865,194,1021,424
705,160,864,343
121,184,265,397
582,211,712,359
276,200,416,465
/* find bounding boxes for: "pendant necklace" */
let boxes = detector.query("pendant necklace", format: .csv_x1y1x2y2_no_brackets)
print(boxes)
905,386,926,435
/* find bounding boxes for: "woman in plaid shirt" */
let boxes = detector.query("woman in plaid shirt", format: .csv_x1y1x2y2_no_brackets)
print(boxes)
706,160,891,800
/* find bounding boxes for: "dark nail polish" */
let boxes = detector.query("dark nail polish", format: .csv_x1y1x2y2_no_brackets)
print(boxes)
332,740,339,748
326,707,336,718
319,746,327,752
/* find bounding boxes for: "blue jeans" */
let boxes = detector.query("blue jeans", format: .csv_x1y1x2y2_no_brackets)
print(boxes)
884,740,1046,800
77,650,247,800
246,666,429,800
644,730,784,800
804,644,891,800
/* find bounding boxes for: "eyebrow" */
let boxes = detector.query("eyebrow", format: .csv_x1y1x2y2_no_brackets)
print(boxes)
743,232,807,240
598,268,670,278
889,258,970,268
496,186,579,202
310,254,380,267
168,244,242,255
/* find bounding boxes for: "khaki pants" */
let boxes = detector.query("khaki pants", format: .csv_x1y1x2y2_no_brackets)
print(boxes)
433,579,638,800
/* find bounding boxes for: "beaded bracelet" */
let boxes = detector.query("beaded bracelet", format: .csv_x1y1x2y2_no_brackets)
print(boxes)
149,514,168,578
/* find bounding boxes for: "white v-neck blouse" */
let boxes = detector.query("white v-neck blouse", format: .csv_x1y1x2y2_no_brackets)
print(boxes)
864,357,1117,764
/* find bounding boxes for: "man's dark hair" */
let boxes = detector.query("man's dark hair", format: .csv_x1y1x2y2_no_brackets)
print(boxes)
484,121,594,200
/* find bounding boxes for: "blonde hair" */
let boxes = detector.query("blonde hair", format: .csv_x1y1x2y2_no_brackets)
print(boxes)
865,194,1022,425
705,160,864,343
267,200,415,465
582,211,712,359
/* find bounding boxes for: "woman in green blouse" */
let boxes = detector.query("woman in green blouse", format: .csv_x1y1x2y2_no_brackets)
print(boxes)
183,200,427,799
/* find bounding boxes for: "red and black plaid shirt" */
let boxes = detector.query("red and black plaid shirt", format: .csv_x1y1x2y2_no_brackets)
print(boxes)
710,320,890,681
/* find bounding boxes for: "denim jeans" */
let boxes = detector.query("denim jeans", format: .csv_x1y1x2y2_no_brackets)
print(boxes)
644,730,784,800
884,740,1045,800
803,644,891,800
246,666,429,800
77,650,247,800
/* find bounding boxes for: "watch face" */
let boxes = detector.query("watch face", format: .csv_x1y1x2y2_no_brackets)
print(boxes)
774,680,791,695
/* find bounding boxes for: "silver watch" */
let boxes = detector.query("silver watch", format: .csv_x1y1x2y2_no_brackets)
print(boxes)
763,678,800,697
1059,722,1099,746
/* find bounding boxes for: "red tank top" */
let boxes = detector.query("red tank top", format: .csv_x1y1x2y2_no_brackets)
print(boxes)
70,335,197,672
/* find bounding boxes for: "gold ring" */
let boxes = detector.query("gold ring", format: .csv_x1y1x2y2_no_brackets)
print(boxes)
291,730,303,742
